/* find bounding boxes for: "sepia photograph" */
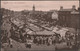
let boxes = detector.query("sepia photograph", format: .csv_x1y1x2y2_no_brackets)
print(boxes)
1,0,80,51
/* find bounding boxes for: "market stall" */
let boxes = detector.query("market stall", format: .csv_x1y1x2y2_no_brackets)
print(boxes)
36,30,55,36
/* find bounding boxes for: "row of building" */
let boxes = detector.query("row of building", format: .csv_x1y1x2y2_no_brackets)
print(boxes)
31,5,80,29
58,5,80,29
1,4,80,34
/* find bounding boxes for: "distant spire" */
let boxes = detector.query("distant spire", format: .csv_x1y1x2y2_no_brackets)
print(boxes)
33,4,35,11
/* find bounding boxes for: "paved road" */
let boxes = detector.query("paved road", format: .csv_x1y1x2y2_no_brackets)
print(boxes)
3,39,55,51
2,39,80,51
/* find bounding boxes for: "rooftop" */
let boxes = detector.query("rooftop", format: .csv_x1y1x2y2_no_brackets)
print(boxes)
60,9,72,11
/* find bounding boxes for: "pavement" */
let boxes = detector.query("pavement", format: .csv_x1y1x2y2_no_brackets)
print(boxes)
2,38,80,51
2,39,55,51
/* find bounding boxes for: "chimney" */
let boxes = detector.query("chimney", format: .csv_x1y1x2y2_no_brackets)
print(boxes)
60,6,63,10
78,7,80,14
78,7,80,11
78,1,80,13
72,5,76,10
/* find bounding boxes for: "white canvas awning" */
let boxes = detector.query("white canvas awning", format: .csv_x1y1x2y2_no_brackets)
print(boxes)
27,31,36,35
36,30,55,35
52,27,68,37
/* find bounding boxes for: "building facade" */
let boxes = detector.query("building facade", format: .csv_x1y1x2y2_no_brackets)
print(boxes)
58,5,80,29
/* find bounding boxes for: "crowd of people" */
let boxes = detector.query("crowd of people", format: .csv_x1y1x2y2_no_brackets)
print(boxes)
27,35,57,45
1,26,77,49
24,30,76,49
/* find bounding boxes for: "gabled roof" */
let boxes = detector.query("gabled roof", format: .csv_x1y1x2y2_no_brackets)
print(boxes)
36,30,55,35
29,26,41,32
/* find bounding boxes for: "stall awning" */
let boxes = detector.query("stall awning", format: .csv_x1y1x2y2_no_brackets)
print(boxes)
52,27,68,37
27,31,36,35
36,30,55,35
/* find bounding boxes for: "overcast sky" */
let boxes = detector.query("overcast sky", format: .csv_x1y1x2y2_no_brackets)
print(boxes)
1,1,79,11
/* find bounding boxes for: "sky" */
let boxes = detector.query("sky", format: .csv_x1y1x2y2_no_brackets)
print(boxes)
1,1,79,11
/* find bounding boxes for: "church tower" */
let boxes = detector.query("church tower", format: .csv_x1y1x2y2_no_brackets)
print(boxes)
33,5,35,12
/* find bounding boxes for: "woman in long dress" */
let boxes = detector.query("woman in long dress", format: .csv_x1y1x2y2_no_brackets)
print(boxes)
48,37,52,45
25,37,33,48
